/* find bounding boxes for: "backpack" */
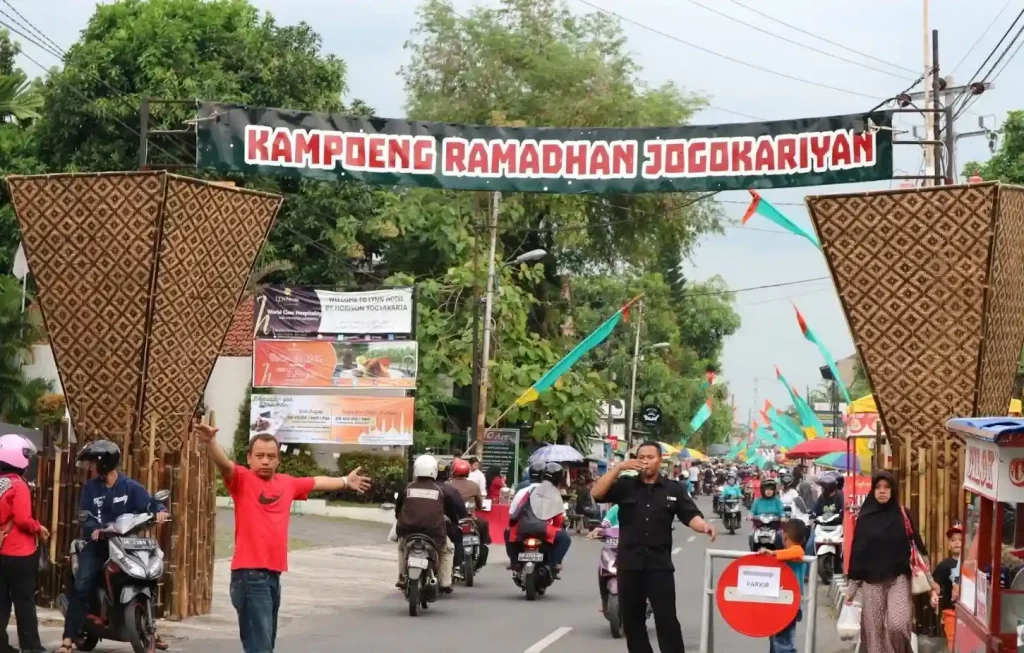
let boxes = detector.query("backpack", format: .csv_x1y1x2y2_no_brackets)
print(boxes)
513,491,549,538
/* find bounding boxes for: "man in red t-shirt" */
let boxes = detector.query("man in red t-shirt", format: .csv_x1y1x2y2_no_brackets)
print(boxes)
195,425,370,653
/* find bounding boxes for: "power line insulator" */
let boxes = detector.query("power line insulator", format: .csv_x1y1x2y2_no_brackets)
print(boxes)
969,82,987,95
896,93,912,108
937,77,947,92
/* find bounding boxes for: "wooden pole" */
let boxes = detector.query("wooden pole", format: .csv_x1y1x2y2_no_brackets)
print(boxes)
147,416,157,493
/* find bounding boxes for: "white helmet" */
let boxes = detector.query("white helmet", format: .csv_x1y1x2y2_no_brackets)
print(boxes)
413,455,439,480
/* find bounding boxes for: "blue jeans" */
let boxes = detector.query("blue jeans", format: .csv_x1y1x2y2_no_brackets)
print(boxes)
769,609,801,653
549,530,571,566
62,541,108,640
230,569,281,653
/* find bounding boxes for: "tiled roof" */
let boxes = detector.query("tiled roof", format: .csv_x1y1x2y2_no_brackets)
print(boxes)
30,296,254,357
220,296,254,357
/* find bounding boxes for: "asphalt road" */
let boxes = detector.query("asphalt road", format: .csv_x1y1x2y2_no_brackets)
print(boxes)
164,495,847,653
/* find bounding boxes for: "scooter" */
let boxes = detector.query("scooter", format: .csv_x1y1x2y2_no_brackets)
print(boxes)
814,512,844,585
750,514,783,552
742,487,754,509
58,490,171,653
512,536,555,601
722,497,742,534
702,478,714,496
455,514,488,587
712,485,725,516
403,534,440,616
597,526,652,639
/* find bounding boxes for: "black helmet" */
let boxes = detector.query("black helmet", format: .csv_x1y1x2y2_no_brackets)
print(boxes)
780,473,794,489
760,478,778,497
77,440,121,475
818,472,840,490
528,461,546,483
542,462,565,487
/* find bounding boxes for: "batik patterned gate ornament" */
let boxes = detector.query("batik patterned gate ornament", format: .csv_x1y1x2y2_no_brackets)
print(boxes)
805,182,1024,570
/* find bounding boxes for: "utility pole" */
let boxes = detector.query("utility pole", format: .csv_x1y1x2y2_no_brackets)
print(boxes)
922,0,934,185
909,80,995,183
474,191,501,455
624,301,644,450
931,29,942,185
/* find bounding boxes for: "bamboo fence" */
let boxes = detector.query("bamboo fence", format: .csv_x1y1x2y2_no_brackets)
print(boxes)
32,415,216,620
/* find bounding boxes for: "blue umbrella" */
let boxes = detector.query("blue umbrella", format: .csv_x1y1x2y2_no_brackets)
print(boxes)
528,444,585,464
678,449,691,459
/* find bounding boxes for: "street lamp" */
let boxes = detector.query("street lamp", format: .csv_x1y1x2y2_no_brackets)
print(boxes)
471,246,548,450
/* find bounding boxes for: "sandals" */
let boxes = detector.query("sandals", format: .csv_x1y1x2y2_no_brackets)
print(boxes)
56,644,74,653
155,635,169,650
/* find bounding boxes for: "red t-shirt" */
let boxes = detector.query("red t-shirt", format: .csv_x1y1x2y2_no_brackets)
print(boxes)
0,474,41,557
225,464,315,572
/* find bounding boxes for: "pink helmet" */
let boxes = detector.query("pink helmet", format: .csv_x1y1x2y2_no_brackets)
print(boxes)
0,434,35,470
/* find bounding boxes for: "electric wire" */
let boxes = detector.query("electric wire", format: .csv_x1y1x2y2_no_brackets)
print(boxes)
574,0,885,101
950,0,1016,74
950,5,1024,118
685,0,915,80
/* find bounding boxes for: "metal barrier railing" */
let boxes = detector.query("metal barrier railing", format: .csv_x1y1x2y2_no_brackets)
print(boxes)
699,549,820,653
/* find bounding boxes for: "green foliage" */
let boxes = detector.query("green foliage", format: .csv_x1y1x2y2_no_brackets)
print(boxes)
0,275,51,426
232,385,252,464
336,453,407,504
965,111,1024,183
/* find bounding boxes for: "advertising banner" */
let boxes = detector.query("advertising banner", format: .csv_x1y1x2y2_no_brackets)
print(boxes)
250,394,414,445
199,102,894,194
255,285,414,338
253,339,418,389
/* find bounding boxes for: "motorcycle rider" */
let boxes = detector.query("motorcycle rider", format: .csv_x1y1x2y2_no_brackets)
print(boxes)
447,459,491,558
506,463,571,576
435,461,469,570
779,473,811,525
749,478,785,550
58,440,168,653
395,455,461,594
720,473,743,500
811,473,844,520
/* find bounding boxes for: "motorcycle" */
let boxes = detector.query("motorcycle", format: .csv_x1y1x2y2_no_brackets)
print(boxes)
814,512,844,585
701,478,714,496
455,513,487,587
58,490,171,653
750,514,783,552
597,526,652,639
512,536,555,601
712,485,725,516
722,497,742,534
742,487,754,509
403,534,441,616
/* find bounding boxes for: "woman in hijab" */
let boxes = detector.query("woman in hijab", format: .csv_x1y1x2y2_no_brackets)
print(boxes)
846,471,936,653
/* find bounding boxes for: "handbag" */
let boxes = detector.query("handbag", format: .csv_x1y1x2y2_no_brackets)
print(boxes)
901,508,933,594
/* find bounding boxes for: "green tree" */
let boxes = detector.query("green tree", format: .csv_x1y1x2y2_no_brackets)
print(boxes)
0,275,50,425
33,0,396,288
965,111,1024,183
395,0,735,448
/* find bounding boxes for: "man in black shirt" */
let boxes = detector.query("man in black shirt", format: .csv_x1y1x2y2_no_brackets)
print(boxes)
592,440,716,653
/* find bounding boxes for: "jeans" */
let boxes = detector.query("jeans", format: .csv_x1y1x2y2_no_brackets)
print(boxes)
62,541,108,640
447,522,464,567
0,552,43,652
769,621,797,653
230,569,281,653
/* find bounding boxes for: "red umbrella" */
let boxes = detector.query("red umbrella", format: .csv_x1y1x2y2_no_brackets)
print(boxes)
785,438,847,459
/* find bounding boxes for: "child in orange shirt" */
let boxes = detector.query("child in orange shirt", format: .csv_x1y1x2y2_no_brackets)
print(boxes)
759,519,808,653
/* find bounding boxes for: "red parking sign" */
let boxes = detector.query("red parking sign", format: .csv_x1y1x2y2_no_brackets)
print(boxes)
715,555,801,637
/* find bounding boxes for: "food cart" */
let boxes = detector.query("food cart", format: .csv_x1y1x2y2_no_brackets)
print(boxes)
945,417,1024,652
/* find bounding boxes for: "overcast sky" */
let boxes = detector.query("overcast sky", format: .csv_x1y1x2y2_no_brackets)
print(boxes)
10,0,1021,426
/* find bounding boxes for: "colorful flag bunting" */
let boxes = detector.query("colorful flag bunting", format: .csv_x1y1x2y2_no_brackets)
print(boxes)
794,304,852,405
508,296,641,411
742,189,820,248
774,366,826,438
689,397,713,432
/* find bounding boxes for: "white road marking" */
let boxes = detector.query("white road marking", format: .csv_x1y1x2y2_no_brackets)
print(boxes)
525,627,573,653
672,547,682,554
686,536,696,543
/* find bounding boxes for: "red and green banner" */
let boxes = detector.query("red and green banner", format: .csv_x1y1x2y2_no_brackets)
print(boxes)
197,102,894,194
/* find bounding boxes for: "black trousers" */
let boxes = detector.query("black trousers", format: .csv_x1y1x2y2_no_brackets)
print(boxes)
0,552,43,653
619,568,685,653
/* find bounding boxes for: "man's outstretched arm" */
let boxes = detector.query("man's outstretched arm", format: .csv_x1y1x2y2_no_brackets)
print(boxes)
194,424,234,481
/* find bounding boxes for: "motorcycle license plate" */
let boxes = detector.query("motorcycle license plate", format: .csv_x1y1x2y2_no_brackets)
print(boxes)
463,535,479,545
120,538,156,550
605,538,618,547
408,556,429,569
518,551,544,562
756,530,774,540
